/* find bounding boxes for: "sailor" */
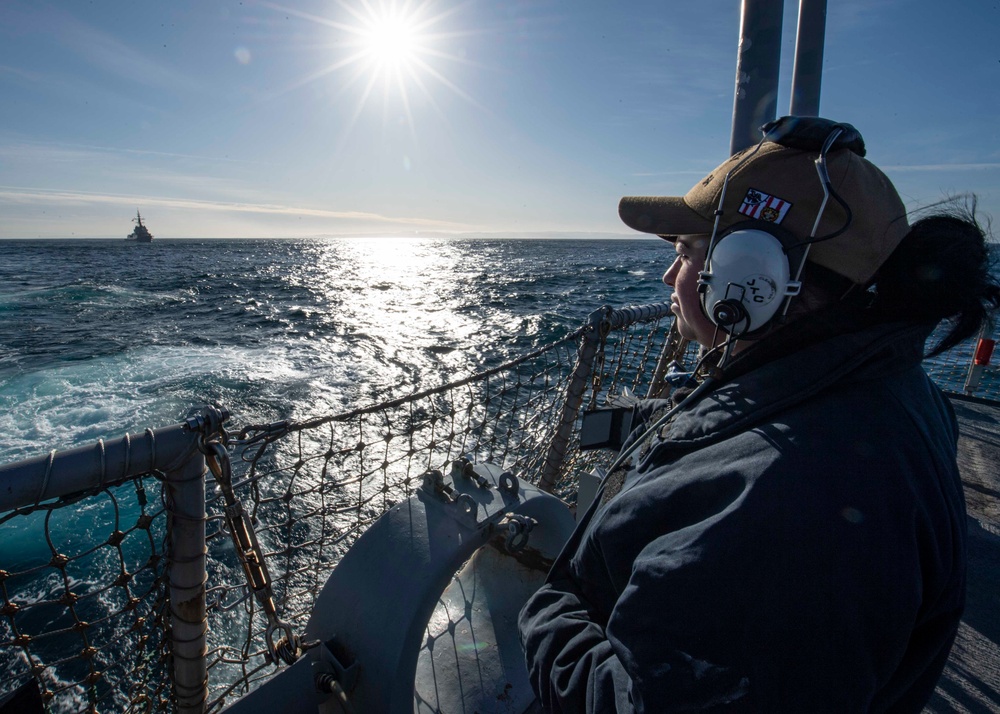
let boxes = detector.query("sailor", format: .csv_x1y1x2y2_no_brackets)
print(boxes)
518,116,1000,712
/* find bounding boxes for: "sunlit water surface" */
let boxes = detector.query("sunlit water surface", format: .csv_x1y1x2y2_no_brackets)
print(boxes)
0,237,668,465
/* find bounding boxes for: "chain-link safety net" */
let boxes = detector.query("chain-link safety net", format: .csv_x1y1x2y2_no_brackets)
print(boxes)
200,304,676,710
0,470,171,712
0,304,997,713
0,303,675,712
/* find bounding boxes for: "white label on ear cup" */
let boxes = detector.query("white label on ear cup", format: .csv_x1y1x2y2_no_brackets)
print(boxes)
738,274,777,305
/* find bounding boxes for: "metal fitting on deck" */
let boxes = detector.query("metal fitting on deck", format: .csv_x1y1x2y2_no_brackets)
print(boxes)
183,405,231,436
502,514,538,553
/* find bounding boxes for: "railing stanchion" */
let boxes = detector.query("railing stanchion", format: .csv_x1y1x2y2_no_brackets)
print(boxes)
538,307,609,493
165,448,209,713
646,322,690,400
964,326,996,397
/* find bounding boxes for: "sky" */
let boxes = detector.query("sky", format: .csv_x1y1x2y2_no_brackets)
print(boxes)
0,0,998,239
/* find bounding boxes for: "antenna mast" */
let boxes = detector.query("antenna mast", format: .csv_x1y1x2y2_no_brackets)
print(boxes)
730,0,828,153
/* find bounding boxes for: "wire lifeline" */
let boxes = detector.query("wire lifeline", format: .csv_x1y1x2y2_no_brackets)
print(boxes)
278,329,586,435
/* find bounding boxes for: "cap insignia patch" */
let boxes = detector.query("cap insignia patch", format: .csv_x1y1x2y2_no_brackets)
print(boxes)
738,188,792,224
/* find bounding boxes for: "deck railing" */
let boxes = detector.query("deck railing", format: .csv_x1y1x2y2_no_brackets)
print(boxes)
0,304,996,712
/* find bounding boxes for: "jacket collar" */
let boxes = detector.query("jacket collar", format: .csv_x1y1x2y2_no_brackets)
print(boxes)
663,320,934,445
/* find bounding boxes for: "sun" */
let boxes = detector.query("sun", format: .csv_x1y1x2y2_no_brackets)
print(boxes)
325,0,459,94
362,14,421,74
263,1,479,144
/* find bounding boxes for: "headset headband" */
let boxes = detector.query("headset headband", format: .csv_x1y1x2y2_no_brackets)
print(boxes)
761,116,865,157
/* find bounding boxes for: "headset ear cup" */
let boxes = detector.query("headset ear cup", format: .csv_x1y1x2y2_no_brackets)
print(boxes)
699,221,802,336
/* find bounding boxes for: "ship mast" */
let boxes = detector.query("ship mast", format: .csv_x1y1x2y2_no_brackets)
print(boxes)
730,0,828,153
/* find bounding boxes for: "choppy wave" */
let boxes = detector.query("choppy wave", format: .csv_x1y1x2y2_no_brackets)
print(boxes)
3,237,998,466
0,237,668,464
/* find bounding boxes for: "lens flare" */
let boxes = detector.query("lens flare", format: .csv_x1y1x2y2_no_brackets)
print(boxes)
262,0,481,135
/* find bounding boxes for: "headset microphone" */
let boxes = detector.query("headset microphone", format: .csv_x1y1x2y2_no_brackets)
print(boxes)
712,299,748,328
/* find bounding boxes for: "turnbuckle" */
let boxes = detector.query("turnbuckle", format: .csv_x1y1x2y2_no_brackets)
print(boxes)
200,436,302,666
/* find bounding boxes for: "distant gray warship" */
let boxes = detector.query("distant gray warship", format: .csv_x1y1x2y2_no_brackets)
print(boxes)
126,209,153,242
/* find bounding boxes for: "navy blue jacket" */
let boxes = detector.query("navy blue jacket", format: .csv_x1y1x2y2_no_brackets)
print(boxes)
519,321,966,712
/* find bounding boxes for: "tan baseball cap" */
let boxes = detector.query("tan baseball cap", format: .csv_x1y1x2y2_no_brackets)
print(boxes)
618,135,910,284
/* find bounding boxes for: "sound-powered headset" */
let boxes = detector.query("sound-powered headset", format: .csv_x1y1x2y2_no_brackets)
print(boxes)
697,116,863,338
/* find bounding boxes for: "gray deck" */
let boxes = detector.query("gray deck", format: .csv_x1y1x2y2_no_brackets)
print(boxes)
928,397,1000,713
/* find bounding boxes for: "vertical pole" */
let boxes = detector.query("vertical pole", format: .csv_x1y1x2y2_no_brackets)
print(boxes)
730,0,785,154
538,308,609,493
789,0,828,116
645,322,691,400
964,327,996,396
165,449,208,713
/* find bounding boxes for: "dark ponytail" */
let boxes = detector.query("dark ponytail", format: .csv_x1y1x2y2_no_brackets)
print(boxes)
873,199,1000,357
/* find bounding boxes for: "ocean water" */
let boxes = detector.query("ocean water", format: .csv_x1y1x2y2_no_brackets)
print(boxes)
1,237,998,709
0,237,669,466
0,237,674,706
3,236,999,467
